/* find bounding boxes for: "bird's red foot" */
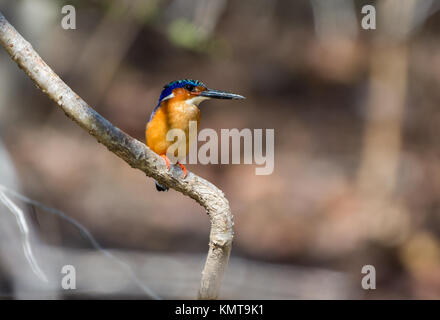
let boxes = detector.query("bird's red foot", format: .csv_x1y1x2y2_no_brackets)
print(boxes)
160,155,187,178
177,161,187,178
160,154,171,171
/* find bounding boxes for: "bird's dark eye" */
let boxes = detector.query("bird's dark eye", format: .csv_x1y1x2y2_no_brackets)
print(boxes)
185,84,196,91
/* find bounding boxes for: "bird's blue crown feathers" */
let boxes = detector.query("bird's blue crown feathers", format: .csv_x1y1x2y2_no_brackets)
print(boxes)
159,79,206,102
149,79,206,123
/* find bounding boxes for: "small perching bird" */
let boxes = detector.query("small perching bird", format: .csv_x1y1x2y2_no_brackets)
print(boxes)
146,79,245,191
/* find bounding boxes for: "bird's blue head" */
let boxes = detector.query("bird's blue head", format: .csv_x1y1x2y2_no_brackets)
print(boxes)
158,79,245,104
149,79,245,122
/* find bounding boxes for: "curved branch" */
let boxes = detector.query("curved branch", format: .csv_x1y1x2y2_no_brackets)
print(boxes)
0,12,233,300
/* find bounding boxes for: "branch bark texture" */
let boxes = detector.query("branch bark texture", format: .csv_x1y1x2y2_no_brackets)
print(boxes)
0,12,233,300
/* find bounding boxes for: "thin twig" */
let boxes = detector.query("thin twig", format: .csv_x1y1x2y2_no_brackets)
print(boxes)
0,11,233,299
0,190,48,283
0,184,160,299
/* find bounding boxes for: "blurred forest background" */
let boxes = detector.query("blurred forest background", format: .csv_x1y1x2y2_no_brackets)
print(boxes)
1,0,440,299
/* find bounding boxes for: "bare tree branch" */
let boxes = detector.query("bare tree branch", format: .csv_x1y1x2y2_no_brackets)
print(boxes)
0,12,233,300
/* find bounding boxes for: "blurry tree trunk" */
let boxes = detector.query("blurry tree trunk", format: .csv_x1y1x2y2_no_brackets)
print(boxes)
0,11,233,300
311,0,361,82
70,0,153,104
357,44,407,198
356,0,434,243
358,0,436,196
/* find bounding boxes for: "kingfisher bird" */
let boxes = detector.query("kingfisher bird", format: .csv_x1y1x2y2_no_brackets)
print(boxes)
146,79,245,191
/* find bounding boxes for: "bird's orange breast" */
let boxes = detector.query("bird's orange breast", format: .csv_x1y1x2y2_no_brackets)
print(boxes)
146,99,200,158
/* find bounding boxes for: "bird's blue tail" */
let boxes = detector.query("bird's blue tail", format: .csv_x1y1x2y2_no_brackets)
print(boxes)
155,181,169,192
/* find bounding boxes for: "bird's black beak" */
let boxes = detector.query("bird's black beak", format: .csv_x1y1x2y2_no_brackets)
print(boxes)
199,89,245,100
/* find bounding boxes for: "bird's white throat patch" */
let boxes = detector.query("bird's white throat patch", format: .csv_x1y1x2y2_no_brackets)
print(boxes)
185,96,210,106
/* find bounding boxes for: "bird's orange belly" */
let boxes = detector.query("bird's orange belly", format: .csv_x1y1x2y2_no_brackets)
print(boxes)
146,102,200,159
